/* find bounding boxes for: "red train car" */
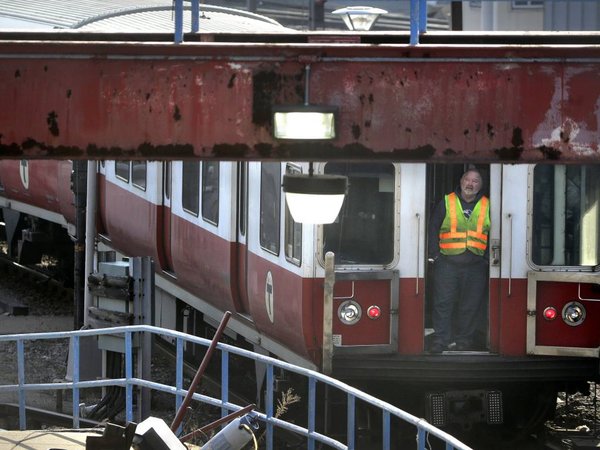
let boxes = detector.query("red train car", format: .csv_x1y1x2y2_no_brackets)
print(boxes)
1,159,599,435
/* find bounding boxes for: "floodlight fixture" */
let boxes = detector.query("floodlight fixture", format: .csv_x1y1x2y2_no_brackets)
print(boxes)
332,6,388,31
272,105,337,140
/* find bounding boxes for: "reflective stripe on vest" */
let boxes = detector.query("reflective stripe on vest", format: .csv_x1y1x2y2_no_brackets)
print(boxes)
439,193,490,256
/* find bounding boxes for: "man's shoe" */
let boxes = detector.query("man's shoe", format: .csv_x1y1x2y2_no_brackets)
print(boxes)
429,343,445,354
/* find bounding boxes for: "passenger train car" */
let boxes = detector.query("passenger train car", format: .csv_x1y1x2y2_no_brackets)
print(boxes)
1,159,599,433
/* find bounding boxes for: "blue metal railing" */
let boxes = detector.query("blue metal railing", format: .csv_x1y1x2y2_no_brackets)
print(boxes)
0,325,472,450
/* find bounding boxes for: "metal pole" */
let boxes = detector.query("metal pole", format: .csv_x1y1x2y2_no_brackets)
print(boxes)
322,252,335,375
170,311,232,432
191,0,199,33
410,0,419,45
174,0,184,43
83,161,96,327
73,161,87,330
451,1,463,31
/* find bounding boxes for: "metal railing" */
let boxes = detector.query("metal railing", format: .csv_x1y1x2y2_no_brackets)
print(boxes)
0,325,472,450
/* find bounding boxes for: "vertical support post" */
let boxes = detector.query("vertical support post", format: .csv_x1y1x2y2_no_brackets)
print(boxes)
72,335,80,428
125,331,133,423
83,161,96,328
175,337,184,435
410,0,420,45
221,350,229,418
174,0,184,43
133,257,153,421
417,427,426,450
17,340,26,430
382,410,391,450
323,252,335,375
347,393,355,450
265,364,274,450
451,1,463,30
246,0,257,12
191,0,199,33
307,377,316,450
73,160,87,329
419,0,427,34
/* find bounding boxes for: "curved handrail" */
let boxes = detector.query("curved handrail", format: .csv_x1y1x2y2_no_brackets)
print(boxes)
0,325,472,450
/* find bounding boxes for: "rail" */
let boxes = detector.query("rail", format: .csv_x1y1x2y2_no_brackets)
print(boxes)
0,325,472,450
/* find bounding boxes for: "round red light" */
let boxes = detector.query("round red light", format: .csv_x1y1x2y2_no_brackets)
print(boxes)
367,306,381,319
543,307,557,321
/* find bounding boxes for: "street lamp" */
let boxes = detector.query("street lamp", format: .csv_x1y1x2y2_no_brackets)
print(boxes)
283,165,347,224
332,6,387,31
271,65,348,224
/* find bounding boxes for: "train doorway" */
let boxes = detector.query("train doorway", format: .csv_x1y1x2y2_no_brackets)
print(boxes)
425,164,491,352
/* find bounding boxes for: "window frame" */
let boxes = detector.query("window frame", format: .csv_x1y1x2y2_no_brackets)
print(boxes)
527,164,600,271
115,161,130,183
259,162,281,256
201,161,219,226
131,161,147,191
284,164,302,266
182,161,200,217
320,162,398,268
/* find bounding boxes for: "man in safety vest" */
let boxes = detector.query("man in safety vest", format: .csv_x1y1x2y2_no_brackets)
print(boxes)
428,168,490,353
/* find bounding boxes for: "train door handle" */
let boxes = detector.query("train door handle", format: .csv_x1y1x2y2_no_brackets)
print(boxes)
491,239,500,266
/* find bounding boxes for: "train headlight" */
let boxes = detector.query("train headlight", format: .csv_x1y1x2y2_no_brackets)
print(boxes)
562,301,586,326
338,300,361,325
543,307,557,321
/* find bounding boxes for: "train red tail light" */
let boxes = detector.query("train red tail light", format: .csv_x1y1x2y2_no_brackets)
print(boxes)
543,307,557,321
367,305,381,319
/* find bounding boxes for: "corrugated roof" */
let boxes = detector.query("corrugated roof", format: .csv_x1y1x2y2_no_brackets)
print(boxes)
0,0,291,32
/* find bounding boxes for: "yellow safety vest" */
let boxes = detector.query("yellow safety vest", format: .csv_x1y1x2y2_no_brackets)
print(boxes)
439,192,490,256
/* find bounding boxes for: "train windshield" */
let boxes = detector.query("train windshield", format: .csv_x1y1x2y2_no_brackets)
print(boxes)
531,164,600,267
323,162,395,265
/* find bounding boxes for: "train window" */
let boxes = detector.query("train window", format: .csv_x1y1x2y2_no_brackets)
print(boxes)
182,161,200,216
115,161,130,182
260,163,281,255
531,164,600,267
323,162,395,265
202,161,219,225
284,165,302,266
132,161,146,190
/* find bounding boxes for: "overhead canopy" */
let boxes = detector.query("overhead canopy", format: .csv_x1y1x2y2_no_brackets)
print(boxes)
0,0,599,162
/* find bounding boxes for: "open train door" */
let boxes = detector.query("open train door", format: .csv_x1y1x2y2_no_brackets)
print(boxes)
425,163,494,352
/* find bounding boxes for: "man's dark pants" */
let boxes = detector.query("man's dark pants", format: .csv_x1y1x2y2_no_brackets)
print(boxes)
432,255,488,349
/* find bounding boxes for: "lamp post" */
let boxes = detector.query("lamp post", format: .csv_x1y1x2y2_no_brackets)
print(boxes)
332,6,387,31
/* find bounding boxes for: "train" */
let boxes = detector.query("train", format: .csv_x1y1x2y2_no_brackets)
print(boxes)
1,159,599,437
